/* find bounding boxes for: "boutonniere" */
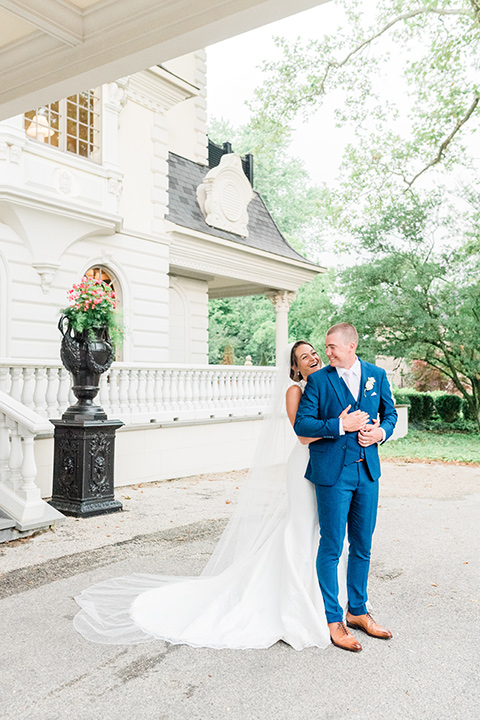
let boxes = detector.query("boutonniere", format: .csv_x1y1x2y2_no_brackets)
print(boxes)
364,377,375,396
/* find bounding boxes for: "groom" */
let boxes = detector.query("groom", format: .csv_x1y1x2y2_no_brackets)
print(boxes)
294,323,397,652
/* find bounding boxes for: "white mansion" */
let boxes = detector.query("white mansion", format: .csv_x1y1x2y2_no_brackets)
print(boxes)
0,51,327,537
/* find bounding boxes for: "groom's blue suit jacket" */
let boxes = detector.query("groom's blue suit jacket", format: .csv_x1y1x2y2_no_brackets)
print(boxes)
294,359,397,486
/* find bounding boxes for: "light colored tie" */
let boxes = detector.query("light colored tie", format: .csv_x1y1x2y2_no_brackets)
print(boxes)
342,369,357,399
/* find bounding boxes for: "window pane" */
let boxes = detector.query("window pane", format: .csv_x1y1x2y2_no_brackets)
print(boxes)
25,91,99,160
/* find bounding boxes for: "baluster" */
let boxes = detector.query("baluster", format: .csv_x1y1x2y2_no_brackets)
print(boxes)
128,368,139,414
162,369,172,416
237,371,245,412
0,366,10,393
45,367,59,418
8,421,23,492
0,416,10,483
153,369,164,414
191,370,200,411
20,432,40,497
145,369,155,412
260,371,268,409
137,369,148,413
232,370,240,411
218,370,226,408
109,367,120,415
118,369,129,414
170,370,180,414
184,370,194,411
57,367,71,414
22,367,35,409
33,367,48,416
225,370,234,413
10,366,22,402
210,369,219,414
98,372,110,414
197,369,208,416
253,371,261,406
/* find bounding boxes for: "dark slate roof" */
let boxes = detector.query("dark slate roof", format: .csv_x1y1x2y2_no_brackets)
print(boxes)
167,152,314,264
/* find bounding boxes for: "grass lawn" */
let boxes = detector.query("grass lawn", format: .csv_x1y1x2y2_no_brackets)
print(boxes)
379,427,480,465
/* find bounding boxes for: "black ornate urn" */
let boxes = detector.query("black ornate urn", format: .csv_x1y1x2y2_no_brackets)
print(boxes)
59,315,114,421
50,316,123,518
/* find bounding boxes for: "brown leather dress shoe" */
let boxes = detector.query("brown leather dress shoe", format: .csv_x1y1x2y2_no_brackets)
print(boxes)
346,612,393,639
328,621,362,652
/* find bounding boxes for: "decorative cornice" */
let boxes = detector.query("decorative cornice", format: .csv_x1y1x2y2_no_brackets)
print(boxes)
165,220,324,275
127,66,198,114
0,188,122,232
168,230,321,292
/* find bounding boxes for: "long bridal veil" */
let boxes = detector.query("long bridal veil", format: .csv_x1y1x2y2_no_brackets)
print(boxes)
74,345,299,645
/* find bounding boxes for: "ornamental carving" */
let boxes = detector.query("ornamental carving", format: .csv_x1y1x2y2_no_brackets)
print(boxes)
89,431,110,496
56,430,79,498
267,290,297,312
196,154,254,237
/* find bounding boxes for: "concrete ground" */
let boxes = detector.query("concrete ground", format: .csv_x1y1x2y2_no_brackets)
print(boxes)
1,461,479,720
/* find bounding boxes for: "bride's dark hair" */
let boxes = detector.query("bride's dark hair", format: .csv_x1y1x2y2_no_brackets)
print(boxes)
290,340,315,381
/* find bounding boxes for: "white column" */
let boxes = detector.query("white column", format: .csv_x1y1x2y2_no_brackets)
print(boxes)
268,291,297,366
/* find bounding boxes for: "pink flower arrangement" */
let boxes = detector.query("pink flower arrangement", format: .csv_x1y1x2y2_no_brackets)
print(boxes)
61,276,124,347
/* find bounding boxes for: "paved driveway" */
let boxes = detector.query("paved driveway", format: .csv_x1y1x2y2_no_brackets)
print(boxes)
1,462,479,720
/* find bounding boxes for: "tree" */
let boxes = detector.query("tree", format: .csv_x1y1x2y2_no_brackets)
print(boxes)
250,0,480,428
208,295,276,365
339,194,480,429
252,0,480,207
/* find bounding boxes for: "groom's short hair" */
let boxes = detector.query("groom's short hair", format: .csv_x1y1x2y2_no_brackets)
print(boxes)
326,323,358,347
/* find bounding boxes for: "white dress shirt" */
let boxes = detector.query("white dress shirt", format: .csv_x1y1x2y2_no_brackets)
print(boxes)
337,358,385,441
337,358,361,401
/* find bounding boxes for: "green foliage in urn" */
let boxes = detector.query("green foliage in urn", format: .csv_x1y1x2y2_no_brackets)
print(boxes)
60,276,124,349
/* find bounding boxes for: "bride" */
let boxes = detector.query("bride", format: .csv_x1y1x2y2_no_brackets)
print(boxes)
74,341,349,650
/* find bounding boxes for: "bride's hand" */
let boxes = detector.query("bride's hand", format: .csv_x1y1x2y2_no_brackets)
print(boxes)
338,405,351,419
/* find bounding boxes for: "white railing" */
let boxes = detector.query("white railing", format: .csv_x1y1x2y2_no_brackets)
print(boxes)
0,360,278,425
0,391,64,530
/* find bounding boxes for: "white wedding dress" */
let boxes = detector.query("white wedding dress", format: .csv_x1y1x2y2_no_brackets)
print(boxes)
74,434,347,650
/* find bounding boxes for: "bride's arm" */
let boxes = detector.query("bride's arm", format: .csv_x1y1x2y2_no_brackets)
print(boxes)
286,386,321,445
286,386,352,445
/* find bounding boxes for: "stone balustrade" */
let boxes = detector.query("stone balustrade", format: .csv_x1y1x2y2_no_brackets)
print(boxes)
0,360,278,425
0,391,64,531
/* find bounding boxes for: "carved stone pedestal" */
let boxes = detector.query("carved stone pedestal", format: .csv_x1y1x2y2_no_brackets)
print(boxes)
49,418,124,517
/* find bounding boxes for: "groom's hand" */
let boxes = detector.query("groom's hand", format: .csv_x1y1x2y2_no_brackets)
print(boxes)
358,418,383,446
342,410,369,432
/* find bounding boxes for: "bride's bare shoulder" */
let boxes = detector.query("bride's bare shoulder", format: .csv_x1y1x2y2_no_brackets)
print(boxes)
285,384,302,401
285,384,303,426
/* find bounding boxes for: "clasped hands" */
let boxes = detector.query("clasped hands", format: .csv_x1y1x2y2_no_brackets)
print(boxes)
338,405,383,447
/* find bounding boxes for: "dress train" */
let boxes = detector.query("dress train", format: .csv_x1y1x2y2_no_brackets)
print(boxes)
74,442,347,650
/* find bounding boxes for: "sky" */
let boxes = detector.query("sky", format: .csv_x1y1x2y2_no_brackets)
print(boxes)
206,2,348,186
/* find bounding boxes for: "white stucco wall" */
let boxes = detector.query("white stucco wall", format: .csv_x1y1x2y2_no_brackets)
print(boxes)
117,100,155,235
169,275,209,363
33,417,271,497
165,51,208,165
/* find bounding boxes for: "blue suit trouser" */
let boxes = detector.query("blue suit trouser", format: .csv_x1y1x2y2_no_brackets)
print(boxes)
314,461,379,623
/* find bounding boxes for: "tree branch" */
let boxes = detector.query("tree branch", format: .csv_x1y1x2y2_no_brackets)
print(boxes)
315,6,471,97
404,94,480,189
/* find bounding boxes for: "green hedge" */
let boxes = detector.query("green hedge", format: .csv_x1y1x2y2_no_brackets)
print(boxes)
393,390,434,423
435,394,462,423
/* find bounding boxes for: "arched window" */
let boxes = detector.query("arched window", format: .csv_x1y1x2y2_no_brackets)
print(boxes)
85,265,122,359
85,265,116,289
